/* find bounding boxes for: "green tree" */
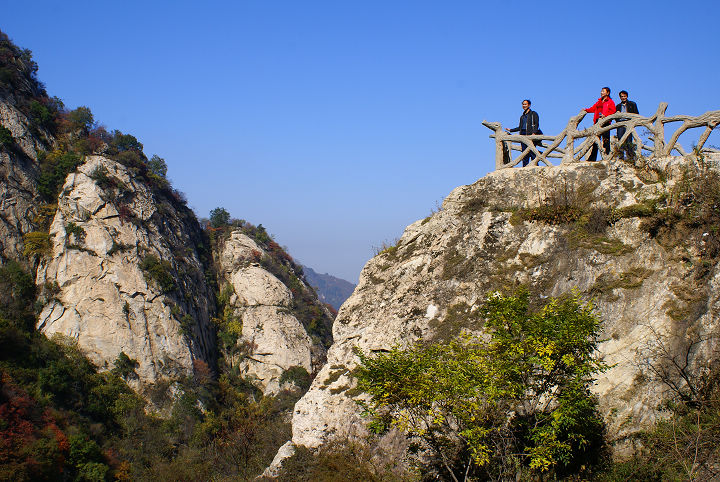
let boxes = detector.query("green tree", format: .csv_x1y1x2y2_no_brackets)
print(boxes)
147,154,168,178
354,289,607,481
68,106,94,133
112,351,139,379
0,125,13,146
110,130,143,153
209,207,231,228
29,100,53,127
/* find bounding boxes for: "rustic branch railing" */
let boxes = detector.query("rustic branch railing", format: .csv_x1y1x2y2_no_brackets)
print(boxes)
482,103,720,169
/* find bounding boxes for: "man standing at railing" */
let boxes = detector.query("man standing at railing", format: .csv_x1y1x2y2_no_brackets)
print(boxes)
615,90,639,159
505,99,541,167
584,87,616,162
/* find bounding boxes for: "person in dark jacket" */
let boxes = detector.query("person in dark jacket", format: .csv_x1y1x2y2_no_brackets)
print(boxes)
505,99,541,167
584,87,616,162
615,90,639,159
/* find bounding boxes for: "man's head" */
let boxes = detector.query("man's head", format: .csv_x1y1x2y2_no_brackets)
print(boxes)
619,90,629,102
522,99,531,110
601,87,611,99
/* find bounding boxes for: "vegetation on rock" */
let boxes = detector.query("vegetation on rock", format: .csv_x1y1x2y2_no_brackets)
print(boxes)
355,289,607,481
0,259,308,480
206,207,334,348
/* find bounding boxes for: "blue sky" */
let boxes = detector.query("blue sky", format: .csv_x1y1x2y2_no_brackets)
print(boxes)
4,0,719,282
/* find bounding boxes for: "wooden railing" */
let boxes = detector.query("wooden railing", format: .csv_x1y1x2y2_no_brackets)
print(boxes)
482,103,720,169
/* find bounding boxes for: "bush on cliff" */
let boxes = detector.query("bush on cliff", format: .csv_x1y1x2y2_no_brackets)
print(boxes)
355,288,607,481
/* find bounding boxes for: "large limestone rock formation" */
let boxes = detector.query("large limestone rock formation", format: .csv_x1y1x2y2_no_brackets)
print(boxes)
215,230,327,393
286,155,720,459
35,156,215,384
0,97,49,264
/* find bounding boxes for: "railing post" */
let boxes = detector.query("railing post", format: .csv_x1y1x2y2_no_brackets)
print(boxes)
482,121,508,169
562,111,586,164
653,103,668,156
495,133,505,170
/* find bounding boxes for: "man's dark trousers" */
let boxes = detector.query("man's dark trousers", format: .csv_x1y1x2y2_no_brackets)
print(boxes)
519,139,535,167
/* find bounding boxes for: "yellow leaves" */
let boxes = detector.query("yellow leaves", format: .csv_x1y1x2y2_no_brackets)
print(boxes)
354,288,606,477
23,231,51,257
226,318,243,337
33,203,57,230
44,148,67,164
529,454,553,472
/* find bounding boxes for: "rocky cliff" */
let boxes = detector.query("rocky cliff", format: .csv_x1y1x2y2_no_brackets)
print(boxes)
278,154,720,467
1,32,333,393
34,155,216,384
0,97,50,265
215,229,332,393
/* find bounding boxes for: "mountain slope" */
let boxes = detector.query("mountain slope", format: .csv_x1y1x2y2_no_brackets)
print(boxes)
301,265,356,311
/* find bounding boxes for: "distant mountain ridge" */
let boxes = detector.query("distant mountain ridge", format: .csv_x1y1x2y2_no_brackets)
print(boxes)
302,266,356,311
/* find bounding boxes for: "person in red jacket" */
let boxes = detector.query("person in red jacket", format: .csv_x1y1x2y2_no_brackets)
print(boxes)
584,86,616,161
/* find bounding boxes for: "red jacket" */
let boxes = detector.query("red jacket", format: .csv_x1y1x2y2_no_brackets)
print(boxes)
585,97,616,123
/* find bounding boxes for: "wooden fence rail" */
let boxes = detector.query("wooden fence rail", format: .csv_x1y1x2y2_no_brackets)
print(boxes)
482,103,720,169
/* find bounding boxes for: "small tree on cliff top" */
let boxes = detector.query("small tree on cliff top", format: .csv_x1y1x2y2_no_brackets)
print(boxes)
354,289,607,481
209,207,231,229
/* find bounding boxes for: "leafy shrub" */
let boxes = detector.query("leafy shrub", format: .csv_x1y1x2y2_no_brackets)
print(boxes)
32,203,57,231
112,352,139,380
355,288,607,481
279,366,311,391
209,207,231,229
179,314,195,337
67,106,94,133
274,441,401,481
140,254,176,292
639,156,720,265
89,164,117,190
65,221,86,244
107,240,132,256
600,368,720,481
37,149,83,200
22,231,51,257
0,261,36,331
148,154,168,179
29,100,53,127
108,131,143,154
0,125,12,146
517,204,585,225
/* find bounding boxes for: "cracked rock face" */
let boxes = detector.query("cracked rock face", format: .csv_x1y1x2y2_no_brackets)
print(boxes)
216,231,320,393
288,156,720,457
0,98,48,264
35,156,215,384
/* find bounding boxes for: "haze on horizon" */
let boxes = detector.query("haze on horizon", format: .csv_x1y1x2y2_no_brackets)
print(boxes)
4,0,719,282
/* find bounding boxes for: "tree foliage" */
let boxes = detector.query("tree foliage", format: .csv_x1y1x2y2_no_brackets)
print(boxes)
147,154,168,179
0,125,13,147
354,289,607,481
67,106,94,133
209,207,231,229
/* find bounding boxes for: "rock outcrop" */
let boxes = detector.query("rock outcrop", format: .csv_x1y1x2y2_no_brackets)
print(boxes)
215,230,330,393
35,156,215,384
285,155,720,461
0,97,48,264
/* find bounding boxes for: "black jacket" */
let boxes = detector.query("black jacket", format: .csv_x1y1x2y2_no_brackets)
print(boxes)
615,100,638,115
509,109,540,135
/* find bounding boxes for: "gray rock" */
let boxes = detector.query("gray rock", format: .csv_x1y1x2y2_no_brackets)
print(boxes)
286,155,720,461
35,156,215,385
0,98,48,265
215,231,326,393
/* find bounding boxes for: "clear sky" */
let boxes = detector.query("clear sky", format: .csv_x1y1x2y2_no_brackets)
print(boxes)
4,0,719,282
